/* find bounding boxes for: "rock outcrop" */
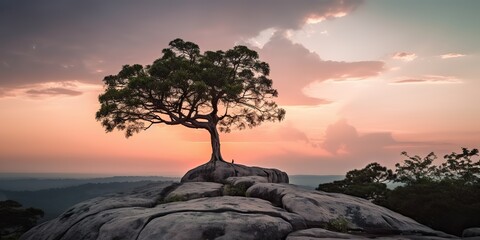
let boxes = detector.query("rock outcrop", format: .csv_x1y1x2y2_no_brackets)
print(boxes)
463,228,480,239
181,160,289,184
246,183,447,235
22,175,458,240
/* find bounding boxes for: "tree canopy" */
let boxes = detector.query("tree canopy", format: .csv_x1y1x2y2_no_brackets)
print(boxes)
96,39,285,162
316,162,395,204
317,147,480,236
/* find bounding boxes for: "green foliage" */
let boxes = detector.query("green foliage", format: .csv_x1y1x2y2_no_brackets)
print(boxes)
395,148,479,185
395,152,439,185
223,183,248,196
317,163,394,204
387,148,480,236
385,181,480,236
96,38,285,137
318,147,480,236
325,217,350,233
345,162,396,184
439,148,480,184
0,200,44,238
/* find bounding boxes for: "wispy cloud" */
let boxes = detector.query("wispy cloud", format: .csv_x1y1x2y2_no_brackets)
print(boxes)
305,11,348,24
0,88,11,97
26,88,82,97
393,75,462,84
392,52,417,62
440,53,466,59
0,81,102,98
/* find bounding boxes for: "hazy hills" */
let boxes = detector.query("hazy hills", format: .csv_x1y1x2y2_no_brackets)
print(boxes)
0,175,180,191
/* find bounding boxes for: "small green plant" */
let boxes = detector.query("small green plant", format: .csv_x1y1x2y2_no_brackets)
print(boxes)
325,217,349,233
223,183,248,196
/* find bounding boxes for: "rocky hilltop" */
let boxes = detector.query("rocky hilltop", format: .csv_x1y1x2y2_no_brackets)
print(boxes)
22,163,459,240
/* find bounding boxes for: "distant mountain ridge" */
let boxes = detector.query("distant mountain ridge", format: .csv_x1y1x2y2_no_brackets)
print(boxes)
0,175,180,191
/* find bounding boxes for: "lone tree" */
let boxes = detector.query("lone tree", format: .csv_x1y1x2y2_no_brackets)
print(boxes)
96,39,285,162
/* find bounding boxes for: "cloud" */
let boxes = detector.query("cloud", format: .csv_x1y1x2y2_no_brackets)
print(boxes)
0,88,11,97
393,75,462,84
25,88,82,97
322,119,397,155
254,120,465,174
0,0,364,87
440,53,466,59
392,52,417,62
258,33,385,105
0,81,101,98
305,11,348,24
256,120,404,174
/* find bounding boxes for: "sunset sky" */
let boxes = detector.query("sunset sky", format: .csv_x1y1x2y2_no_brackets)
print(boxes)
1,0,479,176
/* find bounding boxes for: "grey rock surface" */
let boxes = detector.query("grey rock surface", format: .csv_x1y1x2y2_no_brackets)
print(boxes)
22,193,305,240
137,211,292,240
225,176,268,188
463,228,480,238
22,175,458,240
374,236,459,240
164,182,223,202
181,160,289,184
286,229,457,240
246,183,455,238
20,182,176,240
287,228,366,239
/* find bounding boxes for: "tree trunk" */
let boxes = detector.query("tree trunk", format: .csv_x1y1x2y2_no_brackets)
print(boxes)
207,124,224,162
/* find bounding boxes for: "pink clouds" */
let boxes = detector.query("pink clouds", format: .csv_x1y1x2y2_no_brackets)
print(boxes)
392,52,417,62
254,115,480,175
258,33,385,105
440,53,466,59
0,0,364,88
26,88,82,97
256,120,408,174
0,81,102,98
305,11,348,24
322,119,397,155
393,75,462,84
0,1,370,105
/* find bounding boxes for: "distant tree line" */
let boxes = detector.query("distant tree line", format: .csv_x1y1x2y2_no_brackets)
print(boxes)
0,200,43,239
317,148,480,236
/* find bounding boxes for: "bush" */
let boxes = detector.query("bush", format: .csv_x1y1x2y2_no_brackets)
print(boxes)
223,183,248,196
317,148,480,236
317,162,394,205
325,217,349,233
0,200,44,238
385,181,480,236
